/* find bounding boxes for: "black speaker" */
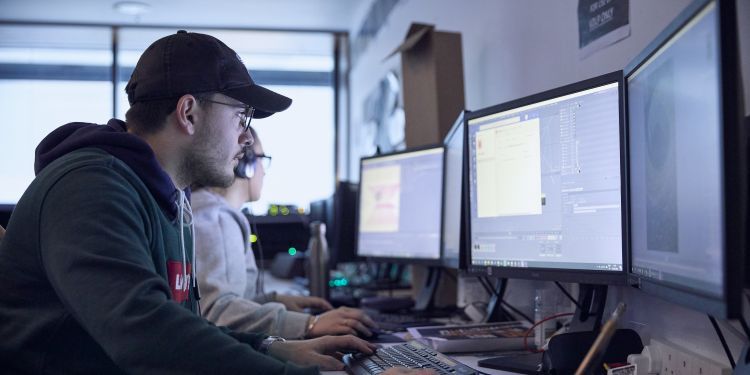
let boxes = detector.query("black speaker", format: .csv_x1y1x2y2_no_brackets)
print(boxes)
541,329,643,374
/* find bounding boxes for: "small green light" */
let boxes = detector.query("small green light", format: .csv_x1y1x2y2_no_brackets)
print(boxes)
280,206,290,215
329,280,335,287
249,234,258,243
288,247,297,256
341,279,348,286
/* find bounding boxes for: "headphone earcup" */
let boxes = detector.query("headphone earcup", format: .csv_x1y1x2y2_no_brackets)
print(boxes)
234,153,254,179
234,156,246,179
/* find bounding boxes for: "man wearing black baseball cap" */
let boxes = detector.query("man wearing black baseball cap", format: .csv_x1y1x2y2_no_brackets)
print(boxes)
0,31,425,375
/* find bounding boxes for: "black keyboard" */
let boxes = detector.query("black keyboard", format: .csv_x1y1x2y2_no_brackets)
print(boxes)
343,340,481,375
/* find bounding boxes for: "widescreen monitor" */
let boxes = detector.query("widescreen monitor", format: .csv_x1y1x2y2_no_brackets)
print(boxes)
442,111,469,269
467,72,627,284
356,146,445,264
625,0,744,318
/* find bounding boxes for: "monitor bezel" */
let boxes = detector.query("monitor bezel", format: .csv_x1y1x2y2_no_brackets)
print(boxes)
441,110,470,270
623,0,744,318
356,144,447,266
465,71,629,285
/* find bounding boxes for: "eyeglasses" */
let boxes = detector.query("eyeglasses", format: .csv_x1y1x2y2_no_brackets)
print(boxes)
200,98,255,133
250,153,272,170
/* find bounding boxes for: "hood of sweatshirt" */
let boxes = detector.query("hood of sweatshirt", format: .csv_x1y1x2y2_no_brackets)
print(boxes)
34,119,187,220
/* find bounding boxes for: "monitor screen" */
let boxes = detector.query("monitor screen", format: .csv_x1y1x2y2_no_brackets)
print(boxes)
467,72,625,282
357,146,445,262
442,112,468,269
626,0,743,317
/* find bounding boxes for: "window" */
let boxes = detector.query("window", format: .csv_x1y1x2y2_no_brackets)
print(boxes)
0,25,112,205
0,24,336,213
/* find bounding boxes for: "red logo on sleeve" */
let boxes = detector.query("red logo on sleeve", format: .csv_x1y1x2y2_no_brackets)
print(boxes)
166,260,192,303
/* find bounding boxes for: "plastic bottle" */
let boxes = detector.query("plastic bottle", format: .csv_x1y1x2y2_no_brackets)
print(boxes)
307,221,329,299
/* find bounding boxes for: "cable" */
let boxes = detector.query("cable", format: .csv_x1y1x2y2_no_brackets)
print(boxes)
245,206,267,300
442,269,458,283
502,300,534,325
475,277,532,323
476,276,495,297
554,281,583,310
740,316,750,339
709,314,736,368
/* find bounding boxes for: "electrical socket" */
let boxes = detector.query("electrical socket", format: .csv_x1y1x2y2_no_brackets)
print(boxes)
650,339,730,375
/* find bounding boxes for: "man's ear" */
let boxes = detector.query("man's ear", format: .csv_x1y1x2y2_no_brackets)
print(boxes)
175,94,200,135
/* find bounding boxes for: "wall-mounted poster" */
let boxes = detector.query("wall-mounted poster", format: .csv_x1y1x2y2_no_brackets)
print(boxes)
578,0,630,58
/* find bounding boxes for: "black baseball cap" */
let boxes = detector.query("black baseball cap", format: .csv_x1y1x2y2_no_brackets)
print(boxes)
125,30,291,118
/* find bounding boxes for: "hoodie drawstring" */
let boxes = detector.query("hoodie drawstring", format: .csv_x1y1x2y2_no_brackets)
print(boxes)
178,190,201,314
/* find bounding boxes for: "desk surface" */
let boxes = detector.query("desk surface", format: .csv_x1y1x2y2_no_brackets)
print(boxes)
262,274,526,375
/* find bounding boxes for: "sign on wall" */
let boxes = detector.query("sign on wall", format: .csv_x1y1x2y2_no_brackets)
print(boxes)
578,0,630,58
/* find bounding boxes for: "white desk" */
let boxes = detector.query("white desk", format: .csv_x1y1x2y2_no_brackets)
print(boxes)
262,274,521,375
263,272,309,296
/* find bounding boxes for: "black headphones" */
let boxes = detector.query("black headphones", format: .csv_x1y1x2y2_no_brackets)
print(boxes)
234,152,256,179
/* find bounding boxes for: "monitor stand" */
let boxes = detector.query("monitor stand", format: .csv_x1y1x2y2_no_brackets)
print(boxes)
478,283,609,374
413,266,442,312
361,266,452,318
360,263,414,312
735,344,750,375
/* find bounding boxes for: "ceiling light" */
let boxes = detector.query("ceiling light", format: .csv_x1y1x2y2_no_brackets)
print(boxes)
113,1,150,16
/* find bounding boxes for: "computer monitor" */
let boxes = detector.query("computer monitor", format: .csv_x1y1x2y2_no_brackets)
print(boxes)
466,71,627,285
356,146,445,265
330,181,359,265
309,181,360,266
467,72,629,375
442,111,469,270
625,0,744,319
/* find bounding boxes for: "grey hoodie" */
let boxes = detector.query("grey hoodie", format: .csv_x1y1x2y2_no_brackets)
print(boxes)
192,189,311,339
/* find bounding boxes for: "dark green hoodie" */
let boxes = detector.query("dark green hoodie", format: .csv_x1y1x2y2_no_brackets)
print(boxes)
0,120,317,374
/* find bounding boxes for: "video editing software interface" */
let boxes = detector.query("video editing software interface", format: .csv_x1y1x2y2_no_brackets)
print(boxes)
442,117,465,267
628,2,724,297
468,81,623,271
357,147,444,260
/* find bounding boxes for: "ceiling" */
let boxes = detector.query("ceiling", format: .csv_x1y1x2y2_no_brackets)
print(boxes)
0,0,366,32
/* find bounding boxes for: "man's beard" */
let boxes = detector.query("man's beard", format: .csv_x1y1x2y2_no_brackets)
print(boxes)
181,123,235,188
184,151,235,188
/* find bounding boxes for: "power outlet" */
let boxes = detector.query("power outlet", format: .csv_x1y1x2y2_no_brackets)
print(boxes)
650,339,730,375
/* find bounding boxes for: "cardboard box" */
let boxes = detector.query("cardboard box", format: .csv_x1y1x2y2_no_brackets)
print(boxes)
387,23,465,147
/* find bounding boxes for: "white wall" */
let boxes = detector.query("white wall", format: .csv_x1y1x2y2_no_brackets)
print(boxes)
348,0,749,364
349,0,750,178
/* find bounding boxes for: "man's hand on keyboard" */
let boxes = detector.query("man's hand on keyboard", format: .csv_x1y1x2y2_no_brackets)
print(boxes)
307,306,378,338
268,334,377,370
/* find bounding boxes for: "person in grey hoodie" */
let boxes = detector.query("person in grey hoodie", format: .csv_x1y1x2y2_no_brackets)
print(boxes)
193,127,377,339
0,30,428,375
